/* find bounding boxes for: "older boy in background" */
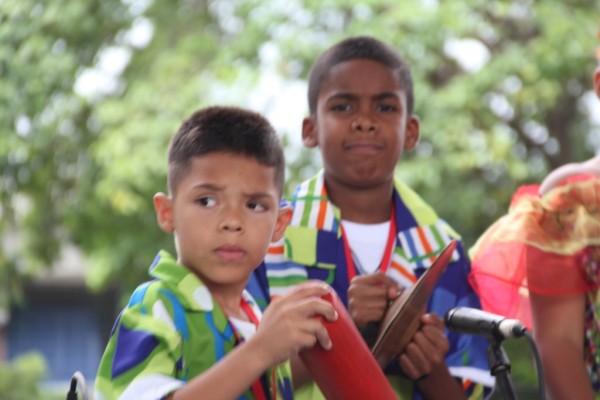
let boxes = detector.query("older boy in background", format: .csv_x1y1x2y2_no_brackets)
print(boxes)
252,36,493,400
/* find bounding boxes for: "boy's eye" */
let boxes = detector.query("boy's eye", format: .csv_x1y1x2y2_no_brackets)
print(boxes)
330,103,352,112
377,103,398,112
197,196,217,207
247,201,267,212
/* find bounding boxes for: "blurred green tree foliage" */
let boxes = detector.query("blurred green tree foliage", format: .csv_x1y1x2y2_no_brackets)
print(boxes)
0,0,132,306
0,352,47,399
1,0,599,340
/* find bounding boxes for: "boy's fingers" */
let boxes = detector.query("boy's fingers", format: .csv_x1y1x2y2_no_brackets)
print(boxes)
306,298,338,321
408,326,448,367
399,339,436,378
398,352,424,379
350,274,402,304
419,325,449,355
275,295,338,322
351,272,399,288
349,284,389,299
396,318,451,378
281,281,331,302
421,312,444,328
312,322,333,350
348,292,389,308
351,303,387,317
299,318,332,351
387,286,403,300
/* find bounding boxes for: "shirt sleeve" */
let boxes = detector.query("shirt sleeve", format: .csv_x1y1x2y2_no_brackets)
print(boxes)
94,299,184,400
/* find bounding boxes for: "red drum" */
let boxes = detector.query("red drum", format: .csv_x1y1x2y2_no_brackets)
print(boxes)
299,289,397,400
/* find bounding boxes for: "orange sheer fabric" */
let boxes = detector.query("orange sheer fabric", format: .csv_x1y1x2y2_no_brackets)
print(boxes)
469,175,600,329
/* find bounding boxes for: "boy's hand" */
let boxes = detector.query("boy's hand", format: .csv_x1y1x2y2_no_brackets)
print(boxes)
397,313,449,380
254,281,338,366
347,272,402,328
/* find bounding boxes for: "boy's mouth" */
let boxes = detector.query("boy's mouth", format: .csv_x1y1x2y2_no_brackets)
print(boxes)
345,142,382,154
215,245,246,261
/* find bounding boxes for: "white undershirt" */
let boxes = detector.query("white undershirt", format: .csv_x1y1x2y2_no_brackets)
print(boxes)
341,220,391,274
229,316,257,340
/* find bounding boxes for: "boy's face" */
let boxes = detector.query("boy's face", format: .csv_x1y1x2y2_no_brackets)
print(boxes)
302,59,419,189
153,153,290,290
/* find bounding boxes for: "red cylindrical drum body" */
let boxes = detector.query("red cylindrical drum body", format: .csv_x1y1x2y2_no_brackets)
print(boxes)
299,290,397,400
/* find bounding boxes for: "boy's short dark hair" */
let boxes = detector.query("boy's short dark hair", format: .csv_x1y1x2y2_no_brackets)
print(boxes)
167,106,285,195
307,36,414,116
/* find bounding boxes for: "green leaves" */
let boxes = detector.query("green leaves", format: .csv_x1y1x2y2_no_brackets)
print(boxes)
0,353,50,400
2,0,599,300
0,0,133,296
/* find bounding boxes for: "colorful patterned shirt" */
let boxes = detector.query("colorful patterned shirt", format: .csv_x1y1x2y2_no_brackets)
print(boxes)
95,251,293,400
250,171,494,400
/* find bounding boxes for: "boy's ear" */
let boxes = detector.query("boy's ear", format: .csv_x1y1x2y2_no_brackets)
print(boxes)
154,192,175,233
594,68,600,99
271,205,292,242
403,115,420,150
302,116,319,148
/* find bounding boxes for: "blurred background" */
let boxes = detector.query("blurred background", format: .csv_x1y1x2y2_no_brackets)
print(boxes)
1,0,599,398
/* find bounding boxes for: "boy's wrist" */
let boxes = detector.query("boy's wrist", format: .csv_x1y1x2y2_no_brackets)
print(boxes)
244,334,279,370
414,364,466,400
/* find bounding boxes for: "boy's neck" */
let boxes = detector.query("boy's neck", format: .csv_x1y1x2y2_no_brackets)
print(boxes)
325,178,394,224
208,283,249,322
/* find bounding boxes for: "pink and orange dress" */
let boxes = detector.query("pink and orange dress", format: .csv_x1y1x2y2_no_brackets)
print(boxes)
469,174,600,390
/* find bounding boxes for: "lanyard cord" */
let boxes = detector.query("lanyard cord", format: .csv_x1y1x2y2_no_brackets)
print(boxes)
341,204,397,284
229,298,276,400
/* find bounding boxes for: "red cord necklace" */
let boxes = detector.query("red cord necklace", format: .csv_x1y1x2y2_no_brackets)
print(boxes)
341,204,396,284
228,297,277,400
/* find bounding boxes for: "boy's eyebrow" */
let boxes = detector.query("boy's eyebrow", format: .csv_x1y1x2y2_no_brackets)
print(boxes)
372,92,402,101
191,183,223,191
323,92,356,102
326,92,401,101
246,192,277,201
191,183,275,199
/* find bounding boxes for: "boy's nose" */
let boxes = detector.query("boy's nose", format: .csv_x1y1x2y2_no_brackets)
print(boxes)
350,116,377,133
219,218,243,232
219,209,244,232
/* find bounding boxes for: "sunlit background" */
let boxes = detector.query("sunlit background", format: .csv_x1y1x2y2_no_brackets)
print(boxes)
1,0,599,398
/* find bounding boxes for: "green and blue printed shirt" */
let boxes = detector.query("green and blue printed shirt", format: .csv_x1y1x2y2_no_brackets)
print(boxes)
248,171,494,400
95,251,293,400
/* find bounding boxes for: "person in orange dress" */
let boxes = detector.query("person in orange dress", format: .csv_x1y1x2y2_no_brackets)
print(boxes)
469,46,600,400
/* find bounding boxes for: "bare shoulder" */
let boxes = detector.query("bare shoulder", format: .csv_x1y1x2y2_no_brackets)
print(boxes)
539,155,600,196
581,155,600,171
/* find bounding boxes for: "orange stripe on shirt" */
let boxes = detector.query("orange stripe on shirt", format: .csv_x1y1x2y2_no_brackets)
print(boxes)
267,245,284,255
390,260,418,284
316,185,328,229
416,226,436,261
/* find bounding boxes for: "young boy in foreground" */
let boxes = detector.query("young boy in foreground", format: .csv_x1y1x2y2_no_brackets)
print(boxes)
94,106,337,400
253,36,493,400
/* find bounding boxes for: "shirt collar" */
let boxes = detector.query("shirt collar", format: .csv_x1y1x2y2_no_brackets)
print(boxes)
148,251,262,316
